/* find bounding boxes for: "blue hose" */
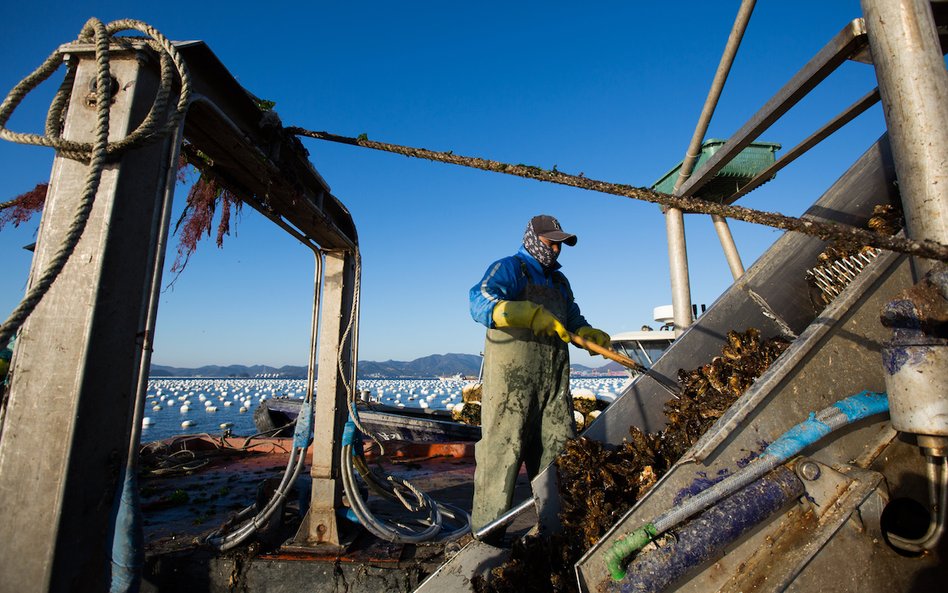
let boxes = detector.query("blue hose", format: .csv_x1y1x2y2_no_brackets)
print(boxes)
604,391,889,581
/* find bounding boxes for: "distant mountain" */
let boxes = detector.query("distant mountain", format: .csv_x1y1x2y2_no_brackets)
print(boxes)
150,364,308,378
358,353,482,378
151,352,618,379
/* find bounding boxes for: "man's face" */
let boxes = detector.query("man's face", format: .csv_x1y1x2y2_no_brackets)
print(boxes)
539,236,562,256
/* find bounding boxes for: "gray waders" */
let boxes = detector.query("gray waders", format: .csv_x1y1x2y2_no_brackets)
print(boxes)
471,278,575,532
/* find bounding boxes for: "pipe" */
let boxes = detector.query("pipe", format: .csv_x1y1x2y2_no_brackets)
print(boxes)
887,455,948,553
605,467,804,593
664,0,757,331
110,117,185,593
711,214,745,279
204,226,324,551
664,209,693,336
603,390,889,580
473,497,535,542
861,0,948,279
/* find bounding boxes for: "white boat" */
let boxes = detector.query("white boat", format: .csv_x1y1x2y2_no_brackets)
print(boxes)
609,305,678,373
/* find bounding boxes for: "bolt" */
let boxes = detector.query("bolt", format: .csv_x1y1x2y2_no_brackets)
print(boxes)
798,460,821,481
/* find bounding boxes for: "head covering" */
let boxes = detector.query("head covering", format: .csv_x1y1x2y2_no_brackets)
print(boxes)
530,215,577,246
523,214,577,268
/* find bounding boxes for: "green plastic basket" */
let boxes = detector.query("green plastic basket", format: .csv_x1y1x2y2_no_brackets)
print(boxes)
652,139,781,203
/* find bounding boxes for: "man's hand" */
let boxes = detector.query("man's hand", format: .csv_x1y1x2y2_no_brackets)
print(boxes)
492,301,570,343
577,326,611,353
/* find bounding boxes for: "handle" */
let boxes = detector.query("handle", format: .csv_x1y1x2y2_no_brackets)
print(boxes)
568,332,646,372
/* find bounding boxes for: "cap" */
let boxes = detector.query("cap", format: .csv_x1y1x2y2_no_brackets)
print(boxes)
530,215,577,246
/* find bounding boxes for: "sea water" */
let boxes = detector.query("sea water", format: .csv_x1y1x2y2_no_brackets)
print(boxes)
139,376,629,443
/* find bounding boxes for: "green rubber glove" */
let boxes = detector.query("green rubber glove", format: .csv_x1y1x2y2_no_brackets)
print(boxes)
492,301,571,343
577,326,611,349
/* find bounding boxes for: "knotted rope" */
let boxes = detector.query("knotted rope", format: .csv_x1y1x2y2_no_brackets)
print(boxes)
289,128,948,263
0,18,190,348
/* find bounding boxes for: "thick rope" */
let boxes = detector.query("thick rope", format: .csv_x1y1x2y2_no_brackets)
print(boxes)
0,18,190,349
289,128,948,263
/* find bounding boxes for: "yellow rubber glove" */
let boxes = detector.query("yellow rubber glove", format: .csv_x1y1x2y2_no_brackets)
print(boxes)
577,326,611,350
492,301,571,343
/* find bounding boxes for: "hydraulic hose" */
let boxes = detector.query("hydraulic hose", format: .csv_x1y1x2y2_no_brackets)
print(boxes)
340,415,471,544
204,395,314,551
604,390,889,581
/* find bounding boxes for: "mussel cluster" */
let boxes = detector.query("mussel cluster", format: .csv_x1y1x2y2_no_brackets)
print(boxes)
453,401,482,425
662,328,790,462
472,328,790,593
453,390,607,431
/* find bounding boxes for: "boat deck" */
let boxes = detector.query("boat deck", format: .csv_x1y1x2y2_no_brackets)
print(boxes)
140,435,535,592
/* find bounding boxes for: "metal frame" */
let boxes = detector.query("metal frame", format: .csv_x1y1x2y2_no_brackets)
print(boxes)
0,47,180,592
0,38,360,591
674,19,870,200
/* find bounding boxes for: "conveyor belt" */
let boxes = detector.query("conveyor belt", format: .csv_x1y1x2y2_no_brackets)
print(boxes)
415,136,944,593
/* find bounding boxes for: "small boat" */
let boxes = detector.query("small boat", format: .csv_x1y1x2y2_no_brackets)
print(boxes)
254,397,481,443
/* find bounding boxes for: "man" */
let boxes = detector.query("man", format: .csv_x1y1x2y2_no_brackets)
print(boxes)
468,214,610,534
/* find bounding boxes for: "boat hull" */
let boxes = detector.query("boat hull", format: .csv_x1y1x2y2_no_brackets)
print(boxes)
254,398,481,443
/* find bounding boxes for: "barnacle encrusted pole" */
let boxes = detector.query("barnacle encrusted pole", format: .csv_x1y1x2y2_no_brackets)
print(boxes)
289,128,948,263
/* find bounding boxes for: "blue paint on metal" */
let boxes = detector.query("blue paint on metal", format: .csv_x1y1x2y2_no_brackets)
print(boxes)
342,419,356,447
882,346,909,374
292,397,314,448
110,469,143,593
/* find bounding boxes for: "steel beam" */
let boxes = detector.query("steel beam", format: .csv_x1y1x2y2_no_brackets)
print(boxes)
0,50,178,592
675,19,869,200
302,249,356,546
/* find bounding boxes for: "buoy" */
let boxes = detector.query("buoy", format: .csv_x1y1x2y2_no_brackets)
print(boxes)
181,420,195,428
152,405,162,411
206,406,217,413
180,405,190,413
142,417,153,426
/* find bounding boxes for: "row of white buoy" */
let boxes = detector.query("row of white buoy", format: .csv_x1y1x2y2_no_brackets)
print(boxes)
142,376,627,430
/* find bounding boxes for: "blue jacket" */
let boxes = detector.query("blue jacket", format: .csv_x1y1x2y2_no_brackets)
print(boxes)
470,245,589,331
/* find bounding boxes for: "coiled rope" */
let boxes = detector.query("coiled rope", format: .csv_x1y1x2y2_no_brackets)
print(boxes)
0,18,191,348
289,128,948,263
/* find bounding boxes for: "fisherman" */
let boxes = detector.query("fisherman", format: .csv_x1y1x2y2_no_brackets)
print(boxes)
468,214,610,536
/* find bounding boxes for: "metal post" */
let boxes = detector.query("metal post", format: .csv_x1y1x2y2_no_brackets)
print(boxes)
304,249,356,546
0,50,178,592
666,0,757,332
664,209,693,335
861,0,948,278
864,0,948,497
712,214,746,278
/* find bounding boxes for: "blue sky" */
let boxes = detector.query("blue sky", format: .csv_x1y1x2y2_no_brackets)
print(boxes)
0,1,885,367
